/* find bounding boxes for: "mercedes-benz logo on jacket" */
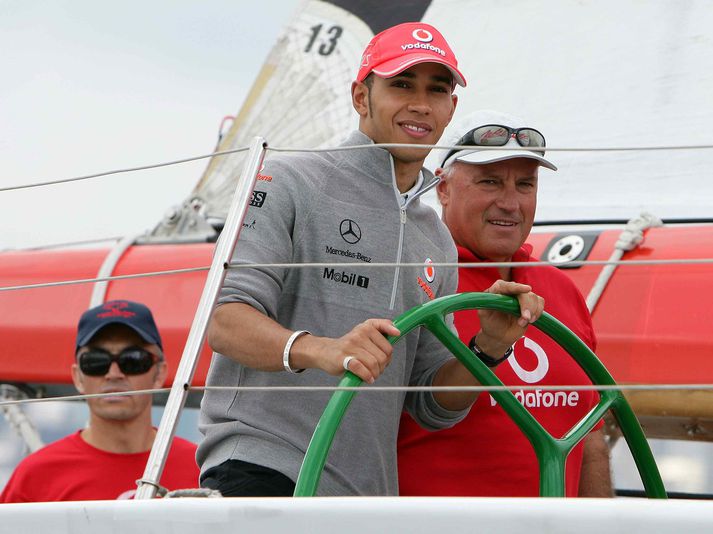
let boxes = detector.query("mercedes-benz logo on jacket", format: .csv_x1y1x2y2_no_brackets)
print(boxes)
339,219,362,244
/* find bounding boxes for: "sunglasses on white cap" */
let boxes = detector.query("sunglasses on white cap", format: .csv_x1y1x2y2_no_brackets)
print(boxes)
442,124,547,166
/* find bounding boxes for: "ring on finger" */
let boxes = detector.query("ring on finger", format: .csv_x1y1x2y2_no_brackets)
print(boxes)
342,355,355,371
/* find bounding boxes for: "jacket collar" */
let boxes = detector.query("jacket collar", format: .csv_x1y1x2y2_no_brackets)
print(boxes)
337,130,437,197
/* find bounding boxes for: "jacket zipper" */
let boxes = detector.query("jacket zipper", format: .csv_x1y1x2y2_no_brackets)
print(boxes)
389,207,407,310
388,171,440,310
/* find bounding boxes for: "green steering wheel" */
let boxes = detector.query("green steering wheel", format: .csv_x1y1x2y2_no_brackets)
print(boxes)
293,292,666,498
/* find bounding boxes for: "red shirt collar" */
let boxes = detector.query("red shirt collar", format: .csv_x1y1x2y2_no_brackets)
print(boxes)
456,243,533,264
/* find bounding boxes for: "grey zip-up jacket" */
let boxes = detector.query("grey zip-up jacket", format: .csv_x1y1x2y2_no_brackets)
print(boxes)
197,131,468,496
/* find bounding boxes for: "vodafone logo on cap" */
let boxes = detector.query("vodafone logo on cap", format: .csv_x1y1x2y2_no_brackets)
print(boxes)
424,258,435,283
412,28,433,43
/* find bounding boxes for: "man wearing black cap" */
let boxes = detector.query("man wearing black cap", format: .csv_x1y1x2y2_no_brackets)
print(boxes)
0,300,199,502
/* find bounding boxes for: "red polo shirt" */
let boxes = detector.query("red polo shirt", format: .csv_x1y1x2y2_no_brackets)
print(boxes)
397,244,599,497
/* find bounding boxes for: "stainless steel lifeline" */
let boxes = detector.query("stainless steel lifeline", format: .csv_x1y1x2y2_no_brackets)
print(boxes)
135,137,267,500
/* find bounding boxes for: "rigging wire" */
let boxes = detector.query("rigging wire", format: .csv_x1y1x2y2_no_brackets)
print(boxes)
226,258,713,269
194,384,713,393
3,236,123,252
2,383,713,409
2,258,713,293
3,142,713,194
0,147,250,193
268,142,713,154
0,266,209,292
0,389,171,407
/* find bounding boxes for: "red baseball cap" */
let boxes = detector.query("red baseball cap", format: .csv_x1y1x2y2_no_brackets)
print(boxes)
357,22,466,87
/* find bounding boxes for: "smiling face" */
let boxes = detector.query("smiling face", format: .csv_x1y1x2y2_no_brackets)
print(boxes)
438,158,539,262
352,62,457,173
72,324,166,424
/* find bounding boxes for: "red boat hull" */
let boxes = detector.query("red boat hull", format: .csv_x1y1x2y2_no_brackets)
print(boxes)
0,244,214,386
1,225,712,437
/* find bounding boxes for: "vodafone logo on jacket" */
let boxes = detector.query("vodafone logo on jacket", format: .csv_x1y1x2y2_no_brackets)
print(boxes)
423,258,435,283
489,337,580,408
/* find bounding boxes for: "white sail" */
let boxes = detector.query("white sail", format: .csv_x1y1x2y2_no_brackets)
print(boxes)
179,0,713,235
187,1,371,223
424,1,713,222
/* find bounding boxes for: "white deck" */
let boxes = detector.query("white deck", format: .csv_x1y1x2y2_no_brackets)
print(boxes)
1,497,712,534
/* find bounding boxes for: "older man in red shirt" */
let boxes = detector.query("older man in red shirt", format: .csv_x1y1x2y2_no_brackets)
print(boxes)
397,110,613,497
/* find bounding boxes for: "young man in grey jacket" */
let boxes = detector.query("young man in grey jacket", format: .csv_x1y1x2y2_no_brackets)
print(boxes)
198,22,544,496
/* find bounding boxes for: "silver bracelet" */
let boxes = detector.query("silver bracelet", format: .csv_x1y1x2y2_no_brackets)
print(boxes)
282,330,310,373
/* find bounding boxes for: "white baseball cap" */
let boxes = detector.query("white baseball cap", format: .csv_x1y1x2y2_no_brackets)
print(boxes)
440,110,557,171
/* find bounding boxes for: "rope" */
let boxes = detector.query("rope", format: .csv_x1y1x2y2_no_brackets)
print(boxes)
615,213,664,252
0,385,45,452
586,212,664,311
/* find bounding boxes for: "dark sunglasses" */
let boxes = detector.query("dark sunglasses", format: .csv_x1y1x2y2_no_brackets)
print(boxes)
78,347,158,376
442,124,547,165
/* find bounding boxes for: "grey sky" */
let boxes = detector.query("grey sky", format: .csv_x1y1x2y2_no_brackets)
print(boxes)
0,0,300,249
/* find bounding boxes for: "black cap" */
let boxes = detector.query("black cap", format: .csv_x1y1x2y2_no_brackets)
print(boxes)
76,300,163,353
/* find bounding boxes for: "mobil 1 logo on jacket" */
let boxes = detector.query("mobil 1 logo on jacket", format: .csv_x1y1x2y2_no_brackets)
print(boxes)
318,217,378,296
322,267,370,289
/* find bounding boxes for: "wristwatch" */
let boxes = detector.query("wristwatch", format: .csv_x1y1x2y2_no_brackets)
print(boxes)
469,336,514,368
